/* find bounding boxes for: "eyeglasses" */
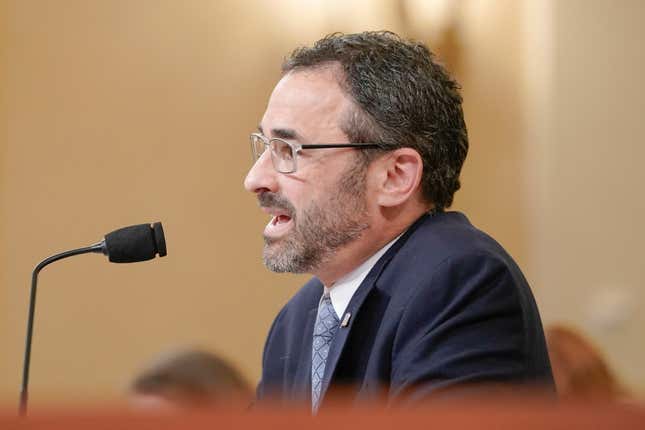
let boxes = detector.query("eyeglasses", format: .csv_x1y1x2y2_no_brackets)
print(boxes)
250,133,380,174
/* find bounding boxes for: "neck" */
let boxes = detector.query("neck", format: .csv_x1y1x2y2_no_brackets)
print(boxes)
313,205,430,286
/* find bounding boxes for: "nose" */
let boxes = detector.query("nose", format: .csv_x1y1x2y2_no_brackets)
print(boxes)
244,150,278,194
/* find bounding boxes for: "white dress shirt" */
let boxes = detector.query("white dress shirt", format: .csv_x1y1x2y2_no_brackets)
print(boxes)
323,235,402,319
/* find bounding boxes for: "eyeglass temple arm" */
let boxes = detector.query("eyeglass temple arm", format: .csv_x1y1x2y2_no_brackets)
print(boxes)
300,143,380,149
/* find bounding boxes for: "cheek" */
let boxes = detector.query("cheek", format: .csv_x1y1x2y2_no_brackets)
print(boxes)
291,189,318,216
278,172,325,212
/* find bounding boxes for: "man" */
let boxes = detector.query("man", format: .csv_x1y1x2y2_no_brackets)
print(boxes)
244,31,553,411
129,348,251,410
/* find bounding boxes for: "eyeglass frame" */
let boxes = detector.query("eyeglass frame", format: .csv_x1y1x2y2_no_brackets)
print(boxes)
250,132,381,174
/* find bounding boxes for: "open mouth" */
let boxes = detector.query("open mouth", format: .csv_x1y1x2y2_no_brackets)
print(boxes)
264,212,294,238
272,214,292,225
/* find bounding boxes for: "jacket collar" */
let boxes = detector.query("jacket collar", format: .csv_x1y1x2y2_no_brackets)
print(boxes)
317,211,433,405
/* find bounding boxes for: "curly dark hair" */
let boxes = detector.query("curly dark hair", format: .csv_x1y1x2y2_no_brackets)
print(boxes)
282,31,468,210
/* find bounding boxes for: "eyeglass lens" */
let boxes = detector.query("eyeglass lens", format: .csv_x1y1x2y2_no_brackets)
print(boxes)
251,135,296,173
271,140,295,173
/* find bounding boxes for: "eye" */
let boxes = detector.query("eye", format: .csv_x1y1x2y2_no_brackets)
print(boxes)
271,140,294,161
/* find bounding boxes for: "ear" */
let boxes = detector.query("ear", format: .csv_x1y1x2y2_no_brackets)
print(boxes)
372,148,423,207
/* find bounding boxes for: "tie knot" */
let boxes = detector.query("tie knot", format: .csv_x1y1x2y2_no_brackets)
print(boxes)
319,294,337,321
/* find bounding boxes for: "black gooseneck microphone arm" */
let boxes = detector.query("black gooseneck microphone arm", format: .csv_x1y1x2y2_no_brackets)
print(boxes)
19,241,105,417
19,221,166,417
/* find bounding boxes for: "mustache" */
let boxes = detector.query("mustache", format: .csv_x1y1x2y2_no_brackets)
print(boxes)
258,192,296,217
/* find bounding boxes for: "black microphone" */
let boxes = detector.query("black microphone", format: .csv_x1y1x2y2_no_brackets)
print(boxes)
19,222,167,417
103,222,167,263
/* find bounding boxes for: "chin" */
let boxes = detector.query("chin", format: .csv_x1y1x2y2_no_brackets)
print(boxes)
262,244,315,274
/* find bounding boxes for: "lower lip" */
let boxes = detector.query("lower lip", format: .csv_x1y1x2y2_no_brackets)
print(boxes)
264,216,294,238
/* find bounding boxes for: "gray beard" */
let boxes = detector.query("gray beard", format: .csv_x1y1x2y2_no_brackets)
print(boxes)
261,161,369,274
263,200,368,273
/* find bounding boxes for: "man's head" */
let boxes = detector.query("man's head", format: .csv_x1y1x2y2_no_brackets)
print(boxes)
246,66,371,276
282,31,468,210
129,349,250,410
244,31,468,283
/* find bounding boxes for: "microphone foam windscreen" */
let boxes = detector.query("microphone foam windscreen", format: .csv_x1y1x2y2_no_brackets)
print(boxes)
104,223,167,263
152,222,167,257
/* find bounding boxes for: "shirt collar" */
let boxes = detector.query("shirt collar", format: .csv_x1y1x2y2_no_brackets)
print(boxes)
323,234,402,319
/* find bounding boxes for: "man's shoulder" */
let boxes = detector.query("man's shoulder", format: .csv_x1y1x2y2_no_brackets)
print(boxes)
411,210,501,246
399,210,517,267
262,278,322,360
289,277,323,307
378,210,528,301
273,277,323,325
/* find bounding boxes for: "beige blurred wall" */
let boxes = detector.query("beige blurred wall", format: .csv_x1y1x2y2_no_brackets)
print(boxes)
1,0,311,406
1,0,643,407
529,0,645,394
1,0,8,403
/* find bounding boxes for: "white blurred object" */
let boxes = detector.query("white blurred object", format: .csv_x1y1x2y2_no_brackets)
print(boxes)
405,0,455,40
586,287,634,331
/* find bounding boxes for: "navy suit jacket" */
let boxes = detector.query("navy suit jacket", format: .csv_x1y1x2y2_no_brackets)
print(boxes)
256,212,554,408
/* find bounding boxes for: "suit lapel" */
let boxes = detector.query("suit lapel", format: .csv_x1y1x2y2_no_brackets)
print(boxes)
319,270,377,402
318,212,432,405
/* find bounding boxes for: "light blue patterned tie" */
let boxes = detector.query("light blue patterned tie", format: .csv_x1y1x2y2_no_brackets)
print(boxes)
311,293,339,412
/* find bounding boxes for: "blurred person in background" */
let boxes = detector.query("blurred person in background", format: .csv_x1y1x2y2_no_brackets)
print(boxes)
244,31,554,412
129,348,251,411
546,325,627,401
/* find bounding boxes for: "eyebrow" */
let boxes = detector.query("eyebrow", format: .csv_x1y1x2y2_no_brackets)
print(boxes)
257,125,300,141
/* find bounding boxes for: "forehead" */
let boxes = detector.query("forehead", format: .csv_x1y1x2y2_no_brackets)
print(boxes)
260,66,353,142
